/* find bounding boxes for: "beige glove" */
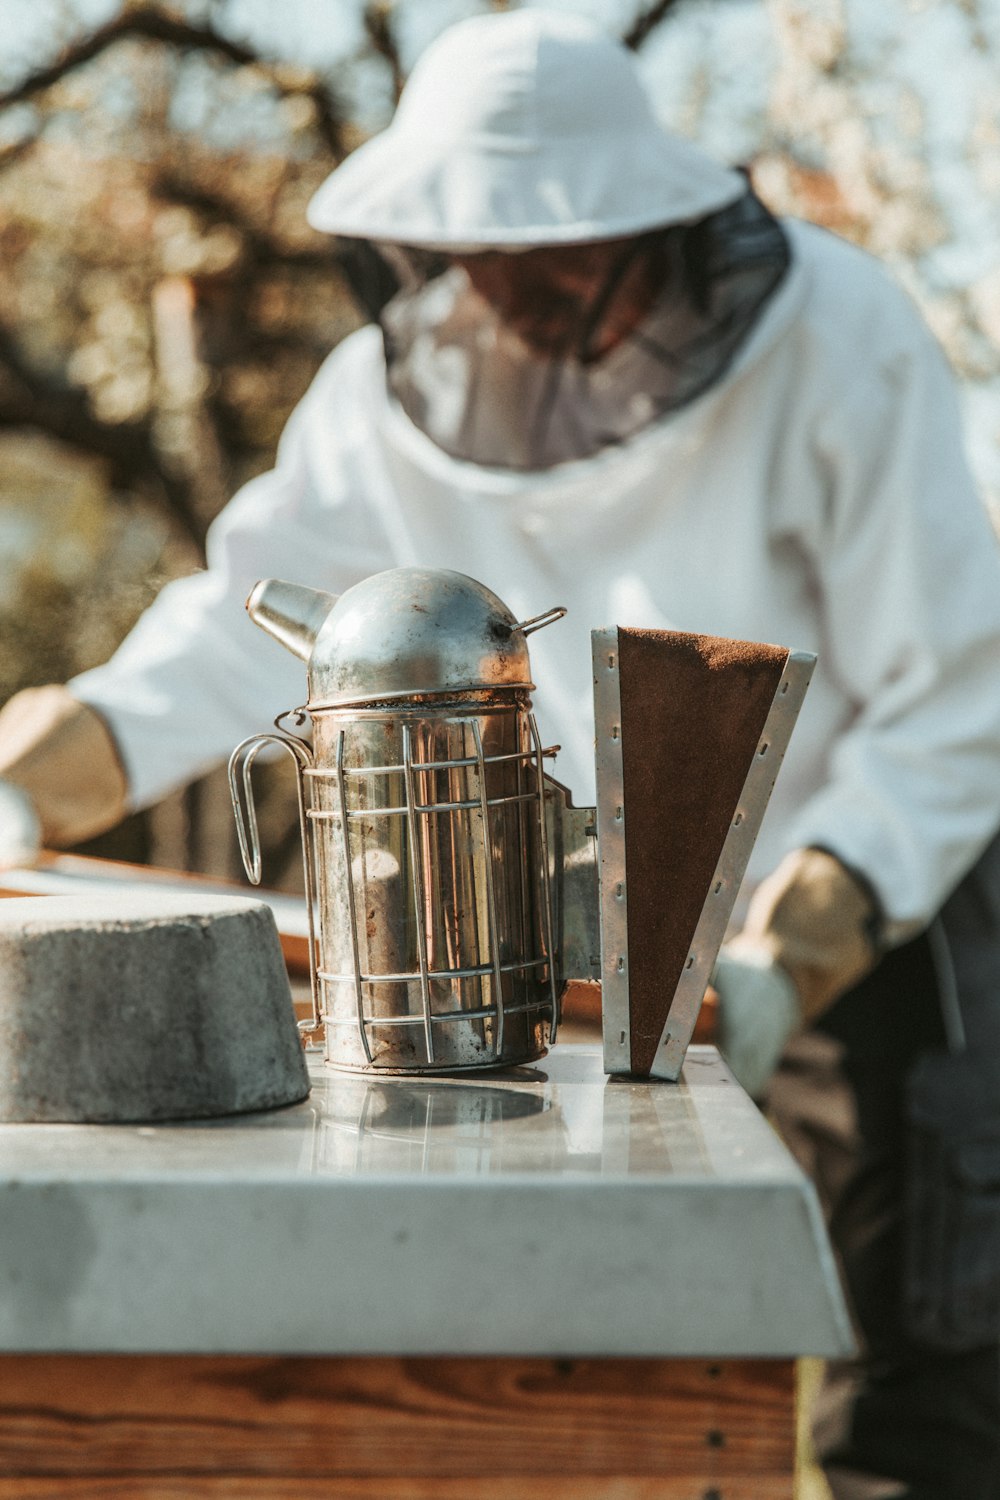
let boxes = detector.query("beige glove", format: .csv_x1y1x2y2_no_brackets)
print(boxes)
726,846,880,1023
0,685,128,861
713,847,880,1096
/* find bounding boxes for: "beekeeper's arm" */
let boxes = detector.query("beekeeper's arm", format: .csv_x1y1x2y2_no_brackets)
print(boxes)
0,338,391,865
716,298,1000,1093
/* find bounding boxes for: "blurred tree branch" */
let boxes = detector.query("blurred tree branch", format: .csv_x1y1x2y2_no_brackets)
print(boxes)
0,5,349,156
0,322,209,550
363,2,404,105
624,0,687,50
151,171,337,272
0,135,41,175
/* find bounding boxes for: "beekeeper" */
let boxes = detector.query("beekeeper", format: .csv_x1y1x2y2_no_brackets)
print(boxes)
2,11,1000,1493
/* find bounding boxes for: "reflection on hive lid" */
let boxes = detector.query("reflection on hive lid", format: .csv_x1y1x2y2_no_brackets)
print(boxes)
303,1054,718,1180
309,1073,563,1176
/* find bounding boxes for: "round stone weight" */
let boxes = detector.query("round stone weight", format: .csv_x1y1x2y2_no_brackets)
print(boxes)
0,891,310,1122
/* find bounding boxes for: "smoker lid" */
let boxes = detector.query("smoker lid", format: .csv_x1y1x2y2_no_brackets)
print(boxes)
307,567,542,707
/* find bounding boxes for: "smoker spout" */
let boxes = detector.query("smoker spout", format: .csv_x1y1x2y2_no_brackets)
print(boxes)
246,579,338,663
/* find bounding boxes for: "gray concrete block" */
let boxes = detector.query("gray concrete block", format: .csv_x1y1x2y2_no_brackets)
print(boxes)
0,892,310,1122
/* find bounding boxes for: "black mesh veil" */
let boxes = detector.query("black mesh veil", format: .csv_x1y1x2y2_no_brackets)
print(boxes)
337,190,791,472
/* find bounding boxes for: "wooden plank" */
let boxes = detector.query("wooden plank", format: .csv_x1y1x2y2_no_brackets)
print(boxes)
0,1478,793,1499
0,854,312,975
0,1356,793,1480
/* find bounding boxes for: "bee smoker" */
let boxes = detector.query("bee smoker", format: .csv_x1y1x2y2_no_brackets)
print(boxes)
229,568,565,1074
231,566,816,1081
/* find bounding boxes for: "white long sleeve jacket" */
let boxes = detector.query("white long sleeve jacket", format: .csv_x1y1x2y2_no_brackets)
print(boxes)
71,220,1000,930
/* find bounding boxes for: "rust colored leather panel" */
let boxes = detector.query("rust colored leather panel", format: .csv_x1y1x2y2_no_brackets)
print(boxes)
617,629,788,1076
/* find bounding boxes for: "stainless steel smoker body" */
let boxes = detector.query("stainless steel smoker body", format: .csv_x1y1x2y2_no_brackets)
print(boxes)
230,569,564,1074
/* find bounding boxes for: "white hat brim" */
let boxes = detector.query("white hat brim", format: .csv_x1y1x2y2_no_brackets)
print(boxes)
307,125,747,248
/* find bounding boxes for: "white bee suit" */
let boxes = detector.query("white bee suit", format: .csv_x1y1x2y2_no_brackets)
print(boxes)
71,218,1000,932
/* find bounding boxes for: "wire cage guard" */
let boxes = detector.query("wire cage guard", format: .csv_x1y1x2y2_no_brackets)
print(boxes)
230,698,560,1074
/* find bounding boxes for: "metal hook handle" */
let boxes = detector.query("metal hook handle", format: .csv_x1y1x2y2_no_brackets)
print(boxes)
515,606,567,637
228,730,322,1036
229,732,308,883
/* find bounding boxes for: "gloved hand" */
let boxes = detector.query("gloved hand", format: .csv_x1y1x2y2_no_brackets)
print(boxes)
0,778,41,870
713,847,881,1097
0,685,128,857
712,950,800,1098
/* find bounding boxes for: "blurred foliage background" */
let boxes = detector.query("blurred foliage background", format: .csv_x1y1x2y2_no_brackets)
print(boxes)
0,0,379,874
1,0,999,886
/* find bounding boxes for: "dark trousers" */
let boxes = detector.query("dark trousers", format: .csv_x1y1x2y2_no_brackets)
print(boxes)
768,935,1000,1500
